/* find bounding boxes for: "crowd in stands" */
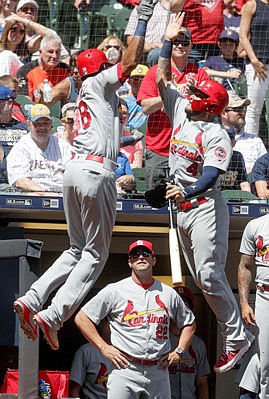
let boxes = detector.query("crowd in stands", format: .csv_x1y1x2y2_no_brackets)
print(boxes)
0,0,268,200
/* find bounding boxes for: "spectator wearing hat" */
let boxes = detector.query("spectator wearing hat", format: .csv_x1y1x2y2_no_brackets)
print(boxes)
220,126,251,192
16,33,70,101
221,92,267,173
122,64,149,130
203,29,245,91
0,85,28,187
54,102,76,145
0,75,26,122
7,103,72,193
169,286,210,399
12,0,69,62
137,26,209,189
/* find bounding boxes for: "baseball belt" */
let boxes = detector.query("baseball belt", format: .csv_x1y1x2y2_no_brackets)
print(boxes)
121,351,160,365
257,283,269,292
71,153,116,172
177,197,207,212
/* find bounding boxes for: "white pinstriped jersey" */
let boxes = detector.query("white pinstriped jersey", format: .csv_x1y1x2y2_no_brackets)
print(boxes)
73,63,127,163
7,133,72,192
240,214,269,285
162,86,232,196
82,277,195,359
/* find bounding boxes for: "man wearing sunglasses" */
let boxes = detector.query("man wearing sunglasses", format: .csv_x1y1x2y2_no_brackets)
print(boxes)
137,25,209,190
157,13,254,375
75,239,196,399
221,92,267,174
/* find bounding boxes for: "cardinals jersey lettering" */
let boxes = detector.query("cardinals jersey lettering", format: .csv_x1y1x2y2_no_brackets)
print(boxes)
82,277,194,359
163,86,232,196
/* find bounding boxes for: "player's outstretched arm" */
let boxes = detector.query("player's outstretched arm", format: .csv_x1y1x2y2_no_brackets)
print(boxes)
122,0,159,76
238,254,256,326
156,12,185,99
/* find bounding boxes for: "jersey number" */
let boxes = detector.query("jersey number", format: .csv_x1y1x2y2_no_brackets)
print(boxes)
187,163,198,176
77,99,91,130
156,325,168,340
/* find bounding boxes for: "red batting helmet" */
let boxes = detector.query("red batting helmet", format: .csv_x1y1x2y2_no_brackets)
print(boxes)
174,286,194,311
77,49,108,78
190,80,229,115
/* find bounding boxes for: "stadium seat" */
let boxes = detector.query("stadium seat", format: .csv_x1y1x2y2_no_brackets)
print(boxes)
96,0,132,42
16,95,34,117
77,8,94,50
49,101,61,118
48,0,64,32
222,190,259,202
133,167,147,193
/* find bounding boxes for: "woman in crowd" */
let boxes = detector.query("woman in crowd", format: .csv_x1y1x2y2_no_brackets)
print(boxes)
239,0,269,135
0,19,26,75
97,34,126,65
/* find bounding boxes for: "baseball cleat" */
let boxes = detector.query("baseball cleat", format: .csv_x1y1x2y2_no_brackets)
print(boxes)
214,339,253,374
34,314,59,351
13,299,38,340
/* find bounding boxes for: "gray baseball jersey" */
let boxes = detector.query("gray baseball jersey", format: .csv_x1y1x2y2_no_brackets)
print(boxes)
19,62,127,331
70,343,112,399
163,86,232,196
169,334,210,399
240,214,269,285
73,63,126,162
159,85,249,356
82,277,195,359
239,214,269,398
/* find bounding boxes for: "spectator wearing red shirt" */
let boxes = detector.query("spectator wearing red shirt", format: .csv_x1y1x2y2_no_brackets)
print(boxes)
137,27,209,190
183,0,224,61
16,33,70,101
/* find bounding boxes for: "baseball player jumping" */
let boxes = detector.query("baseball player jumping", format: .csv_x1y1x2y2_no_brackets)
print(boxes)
13,0,159,350
75,240,196,399
156,12,254,374
238,214,269,398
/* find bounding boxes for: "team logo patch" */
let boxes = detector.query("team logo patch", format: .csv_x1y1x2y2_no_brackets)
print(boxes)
214,146,226,159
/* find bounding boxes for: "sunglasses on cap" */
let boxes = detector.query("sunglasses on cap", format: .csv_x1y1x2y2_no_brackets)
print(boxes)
225,106,246,113
104,45,121,51
129,249,152,258
20,6,37,12
9,27,25,34
173,39,191,47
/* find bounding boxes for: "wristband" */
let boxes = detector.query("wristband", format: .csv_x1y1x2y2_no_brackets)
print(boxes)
134,19,147,37
160,40,173,59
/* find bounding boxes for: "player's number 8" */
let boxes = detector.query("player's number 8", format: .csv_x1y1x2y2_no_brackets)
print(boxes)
78,99,91,130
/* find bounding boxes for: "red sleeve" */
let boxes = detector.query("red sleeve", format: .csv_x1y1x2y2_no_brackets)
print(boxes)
136,65,159,105
117,62,129,84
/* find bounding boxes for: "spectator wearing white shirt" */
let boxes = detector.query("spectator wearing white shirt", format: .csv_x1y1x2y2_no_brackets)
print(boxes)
7,103,72,193
221,92,267,173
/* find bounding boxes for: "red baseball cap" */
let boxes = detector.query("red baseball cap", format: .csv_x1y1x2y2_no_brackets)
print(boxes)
128,240,154,255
